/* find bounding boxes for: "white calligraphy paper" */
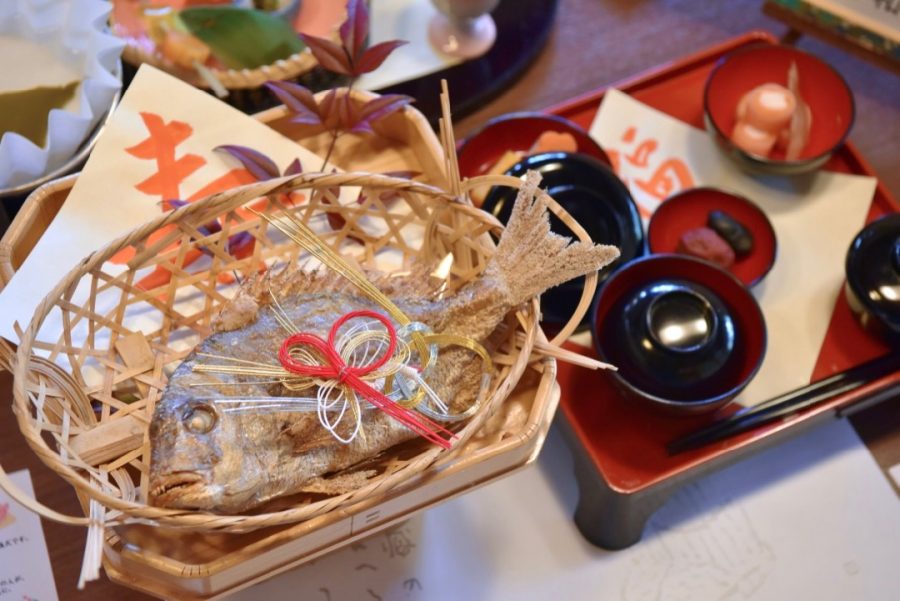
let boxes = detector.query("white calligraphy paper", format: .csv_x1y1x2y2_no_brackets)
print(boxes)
589,89,878,405
0,470,59,601
0,64,351,342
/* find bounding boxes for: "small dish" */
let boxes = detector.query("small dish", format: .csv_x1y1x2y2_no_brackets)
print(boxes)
592,254,767,415
457,111,611,179
845,213,900,345
0,0,124,193
704,44,854,175
482,152,644,330
647,187,777,287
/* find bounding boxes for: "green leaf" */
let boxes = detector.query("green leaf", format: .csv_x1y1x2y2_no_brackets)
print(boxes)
179,7,305,70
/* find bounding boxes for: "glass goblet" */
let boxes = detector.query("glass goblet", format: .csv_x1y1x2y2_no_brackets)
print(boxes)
428,0,501,60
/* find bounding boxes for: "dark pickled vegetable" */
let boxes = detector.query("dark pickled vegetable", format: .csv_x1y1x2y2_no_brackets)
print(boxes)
708,210,754,257
677,227,735,268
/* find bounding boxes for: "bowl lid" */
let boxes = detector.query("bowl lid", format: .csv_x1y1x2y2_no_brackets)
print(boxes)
846,213,900,334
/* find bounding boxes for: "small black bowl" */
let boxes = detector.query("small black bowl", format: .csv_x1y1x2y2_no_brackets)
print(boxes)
482,152,645,329
592,254,767,415
845,213,900,345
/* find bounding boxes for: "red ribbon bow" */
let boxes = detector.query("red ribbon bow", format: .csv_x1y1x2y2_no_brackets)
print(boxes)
278,310,454,448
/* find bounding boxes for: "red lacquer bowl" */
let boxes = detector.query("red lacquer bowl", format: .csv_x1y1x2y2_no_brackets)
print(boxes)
457,112,611,178
592,255,767,415
647,187,777,287
704,44,854,174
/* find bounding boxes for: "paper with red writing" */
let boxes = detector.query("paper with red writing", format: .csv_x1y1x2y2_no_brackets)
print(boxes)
589,89,877,406
0,470,59,601
0,65,352,341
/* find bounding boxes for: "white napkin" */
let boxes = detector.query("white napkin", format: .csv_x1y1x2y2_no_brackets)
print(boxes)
589,89,877,405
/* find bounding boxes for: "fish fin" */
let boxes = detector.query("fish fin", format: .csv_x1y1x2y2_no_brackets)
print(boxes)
492,170,620,305
297,470,377,495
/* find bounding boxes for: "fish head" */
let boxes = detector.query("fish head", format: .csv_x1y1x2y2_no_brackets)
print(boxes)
149,391,273,511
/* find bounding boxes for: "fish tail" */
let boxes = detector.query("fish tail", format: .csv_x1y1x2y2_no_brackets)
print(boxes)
491,171,620,306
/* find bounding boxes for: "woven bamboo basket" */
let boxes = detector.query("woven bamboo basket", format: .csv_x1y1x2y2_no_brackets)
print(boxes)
0,89,601,596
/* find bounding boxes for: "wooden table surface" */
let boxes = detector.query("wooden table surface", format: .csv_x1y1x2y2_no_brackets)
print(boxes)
1,1,897,599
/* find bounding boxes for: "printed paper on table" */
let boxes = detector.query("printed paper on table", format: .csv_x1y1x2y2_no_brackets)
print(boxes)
0,470,59,601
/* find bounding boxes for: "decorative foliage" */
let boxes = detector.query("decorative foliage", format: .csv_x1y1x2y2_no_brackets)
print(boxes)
265,0,412,139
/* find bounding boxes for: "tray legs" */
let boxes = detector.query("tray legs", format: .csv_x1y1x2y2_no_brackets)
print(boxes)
569,445,675,550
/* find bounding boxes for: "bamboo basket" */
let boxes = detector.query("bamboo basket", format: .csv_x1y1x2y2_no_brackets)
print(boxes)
0,91,599,598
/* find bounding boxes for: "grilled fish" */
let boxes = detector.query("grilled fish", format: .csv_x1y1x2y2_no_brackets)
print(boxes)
149,173,619,512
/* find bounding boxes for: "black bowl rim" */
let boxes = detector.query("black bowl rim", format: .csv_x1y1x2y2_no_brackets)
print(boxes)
590,253,768,409
456,110,611,175
845,213,900,334
646,186,779,288
702,43,856,170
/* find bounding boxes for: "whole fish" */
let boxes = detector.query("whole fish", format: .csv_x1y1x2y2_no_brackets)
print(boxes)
149,173,619,512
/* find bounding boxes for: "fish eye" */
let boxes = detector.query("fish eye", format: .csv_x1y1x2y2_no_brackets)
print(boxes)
183,404,217,434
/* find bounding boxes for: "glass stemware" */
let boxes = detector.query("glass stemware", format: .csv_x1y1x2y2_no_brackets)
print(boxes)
428,0,501,59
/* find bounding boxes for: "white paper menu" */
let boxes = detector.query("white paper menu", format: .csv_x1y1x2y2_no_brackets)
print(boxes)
0,65,347,342
0,470,59,601
588,89,878,406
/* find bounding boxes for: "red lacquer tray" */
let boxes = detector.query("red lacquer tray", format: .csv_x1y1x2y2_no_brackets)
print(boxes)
543,31,900,549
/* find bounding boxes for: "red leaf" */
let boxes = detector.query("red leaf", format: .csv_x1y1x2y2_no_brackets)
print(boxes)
349,94,413,134
227,231,256,259
340,0,369,64
353,40,407,75
300,33,352,75
317,89,340,129
350,119,375,135
284,158,304,176
336,91,356,131
215,145,280,181
358,94,413,123
265,81,321,126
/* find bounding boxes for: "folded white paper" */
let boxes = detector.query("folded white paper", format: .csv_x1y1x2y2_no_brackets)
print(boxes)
588,89,877,405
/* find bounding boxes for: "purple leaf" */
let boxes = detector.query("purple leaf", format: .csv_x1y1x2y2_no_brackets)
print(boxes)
226,231,255,258
265,81,321,126
358,94,413,124
161,199,189,210
353,40,407,75
300,33,352,75
349,119,376,135
161,199,222,236
215,145,280,181
284,158,304,176
317,89,339,129
380,170,421,179
339,0,369,64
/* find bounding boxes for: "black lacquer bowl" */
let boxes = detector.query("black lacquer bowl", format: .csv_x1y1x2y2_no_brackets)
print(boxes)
482,152,645,330
845,213,900,345
592,254,767,415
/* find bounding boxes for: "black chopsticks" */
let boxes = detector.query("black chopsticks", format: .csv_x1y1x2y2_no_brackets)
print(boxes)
667,352,900,455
